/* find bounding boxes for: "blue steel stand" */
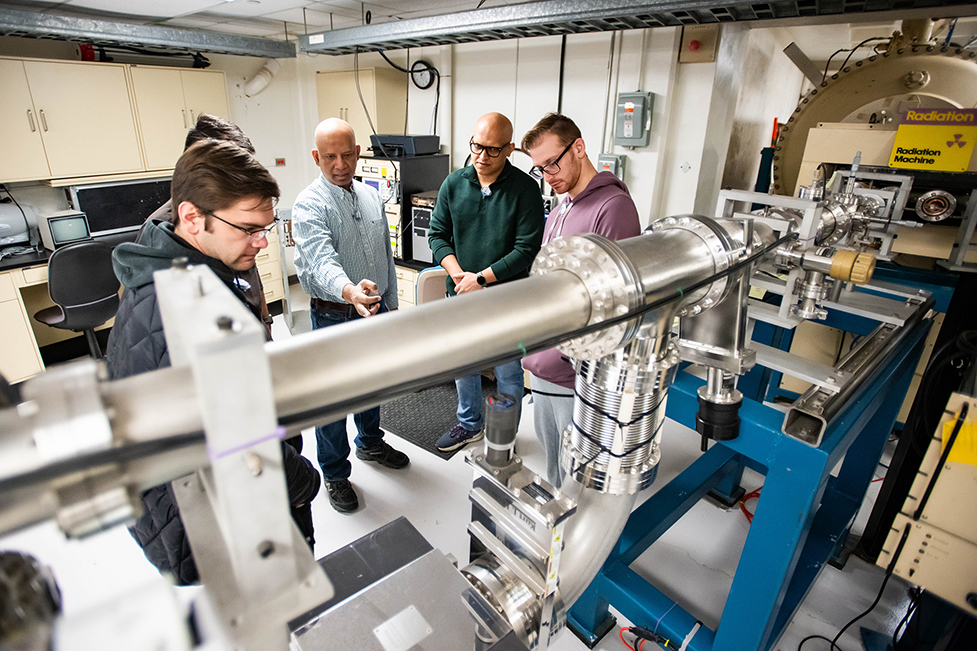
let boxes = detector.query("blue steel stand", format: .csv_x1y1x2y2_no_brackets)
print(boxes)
567,315,930,651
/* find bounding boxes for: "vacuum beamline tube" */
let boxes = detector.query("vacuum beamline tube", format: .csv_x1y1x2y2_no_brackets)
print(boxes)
96,223,734,462
101,270,593,450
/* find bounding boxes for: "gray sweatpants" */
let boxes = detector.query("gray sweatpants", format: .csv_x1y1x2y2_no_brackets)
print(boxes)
529,374,575,489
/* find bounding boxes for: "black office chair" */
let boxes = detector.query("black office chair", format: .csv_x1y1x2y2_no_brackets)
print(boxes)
34,241,120,359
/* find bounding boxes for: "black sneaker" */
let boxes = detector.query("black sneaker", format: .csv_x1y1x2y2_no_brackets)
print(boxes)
435,424,484,452
355,441,410,469
325,479,358,513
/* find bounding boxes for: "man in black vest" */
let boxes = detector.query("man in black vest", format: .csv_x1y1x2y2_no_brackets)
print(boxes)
105,140,320,585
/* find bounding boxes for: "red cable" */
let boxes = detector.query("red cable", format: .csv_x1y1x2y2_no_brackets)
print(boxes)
740,487,762,524
619,627,636,651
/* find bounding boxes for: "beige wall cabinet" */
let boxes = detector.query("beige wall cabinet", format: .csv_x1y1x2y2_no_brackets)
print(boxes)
0,58,143,182
316,68,407,150
0,59,52,182
21,59,143,179
130,66,229,170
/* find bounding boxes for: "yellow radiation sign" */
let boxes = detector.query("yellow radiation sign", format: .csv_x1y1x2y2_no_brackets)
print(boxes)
889,108,977,172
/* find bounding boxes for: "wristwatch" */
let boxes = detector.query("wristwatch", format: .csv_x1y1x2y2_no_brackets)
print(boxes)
476,272,488,287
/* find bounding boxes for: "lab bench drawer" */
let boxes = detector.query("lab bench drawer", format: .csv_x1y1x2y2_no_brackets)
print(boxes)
0,272,15,302
20,265,48,285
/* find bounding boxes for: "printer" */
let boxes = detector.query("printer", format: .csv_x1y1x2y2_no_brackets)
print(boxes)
0,203,37,247
369,135,440,157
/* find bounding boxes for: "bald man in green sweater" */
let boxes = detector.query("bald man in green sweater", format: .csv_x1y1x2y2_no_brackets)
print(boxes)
428,112,545,452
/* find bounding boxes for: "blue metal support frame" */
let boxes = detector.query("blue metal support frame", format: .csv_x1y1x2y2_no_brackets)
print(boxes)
568,312,931,651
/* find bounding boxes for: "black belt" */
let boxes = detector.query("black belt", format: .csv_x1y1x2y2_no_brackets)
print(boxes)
310,297,355,315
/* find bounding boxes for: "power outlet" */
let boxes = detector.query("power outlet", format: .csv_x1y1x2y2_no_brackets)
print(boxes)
679,24,720,63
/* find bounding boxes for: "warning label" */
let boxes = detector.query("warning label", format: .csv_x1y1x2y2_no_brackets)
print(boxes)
890,109,977,172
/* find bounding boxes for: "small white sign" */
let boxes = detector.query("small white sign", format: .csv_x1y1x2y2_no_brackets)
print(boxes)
309,34,324,44
373,605,433,651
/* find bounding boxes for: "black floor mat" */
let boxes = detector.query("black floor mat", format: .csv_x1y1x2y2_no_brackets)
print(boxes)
380,380,496,460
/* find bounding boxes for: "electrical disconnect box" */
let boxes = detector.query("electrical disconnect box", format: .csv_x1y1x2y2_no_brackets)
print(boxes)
614,92,653,148
597,154,627,180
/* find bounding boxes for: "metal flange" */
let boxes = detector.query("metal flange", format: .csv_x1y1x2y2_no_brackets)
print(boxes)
645,214,732,318
531,234,642,360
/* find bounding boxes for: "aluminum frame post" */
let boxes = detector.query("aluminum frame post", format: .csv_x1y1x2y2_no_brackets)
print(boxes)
154,264,331,650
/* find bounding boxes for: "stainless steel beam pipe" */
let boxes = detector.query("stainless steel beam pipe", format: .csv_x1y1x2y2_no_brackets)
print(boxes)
2,226,736,533
108,224,728,450
617,224,731,313
101,270,592,447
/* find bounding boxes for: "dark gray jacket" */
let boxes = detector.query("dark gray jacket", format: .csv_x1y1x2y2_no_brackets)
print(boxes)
106,219,318,585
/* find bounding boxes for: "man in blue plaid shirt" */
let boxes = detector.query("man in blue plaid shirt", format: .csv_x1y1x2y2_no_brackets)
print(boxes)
292,118,409,514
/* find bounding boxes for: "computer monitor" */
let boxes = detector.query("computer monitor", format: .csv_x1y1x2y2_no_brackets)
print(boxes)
37,211,91,251
69,178,171,238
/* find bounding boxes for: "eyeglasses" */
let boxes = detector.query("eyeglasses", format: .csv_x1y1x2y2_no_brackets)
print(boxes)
470,139,508,158
206,212,278,242
529,139,576,180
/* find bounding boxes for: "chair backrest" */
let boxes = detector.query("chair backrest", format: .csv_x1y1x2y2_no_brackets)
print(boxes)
415,267,448,305
46,241,120,331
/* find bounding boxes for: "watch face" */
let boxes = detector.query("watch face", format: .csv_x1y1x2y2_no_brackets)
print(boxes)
411,60,435,90
477,273,487,286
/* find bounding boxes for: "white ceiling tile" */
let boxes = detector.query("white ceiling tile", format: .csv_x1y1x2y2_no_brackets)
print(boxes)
262,6,336,25
306,1,362,19
205,0,312,19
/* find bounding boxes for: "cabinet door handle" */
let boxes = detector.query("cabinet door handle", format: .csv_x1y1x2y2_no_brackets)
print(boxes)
182,109,188,128
27,110,36,132
190,110,195,123
39,109,48,132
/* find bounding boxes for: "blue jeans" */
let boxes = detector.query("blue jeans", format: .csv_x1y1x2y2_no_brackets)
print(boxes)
456,358,524,431
311,303,387,481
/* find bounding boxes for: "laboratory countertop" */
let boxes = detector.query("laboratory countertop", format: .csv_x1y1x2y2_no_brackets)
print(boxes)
396,258,439,272
0,248,49,272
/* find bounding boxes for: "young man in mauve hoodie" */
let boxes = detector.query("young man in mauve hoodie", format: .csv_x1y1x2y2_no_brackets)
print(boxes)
521,113,642,489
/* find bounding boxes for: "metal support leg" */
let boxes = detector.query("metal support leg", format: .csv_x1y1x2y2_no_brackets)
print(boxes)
712,445,826,651
707,462,745,508
826,343,920,565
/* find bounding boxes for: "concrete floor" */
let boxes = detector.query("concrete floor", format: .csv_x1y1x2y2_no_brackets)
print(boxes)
0,284,911,651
